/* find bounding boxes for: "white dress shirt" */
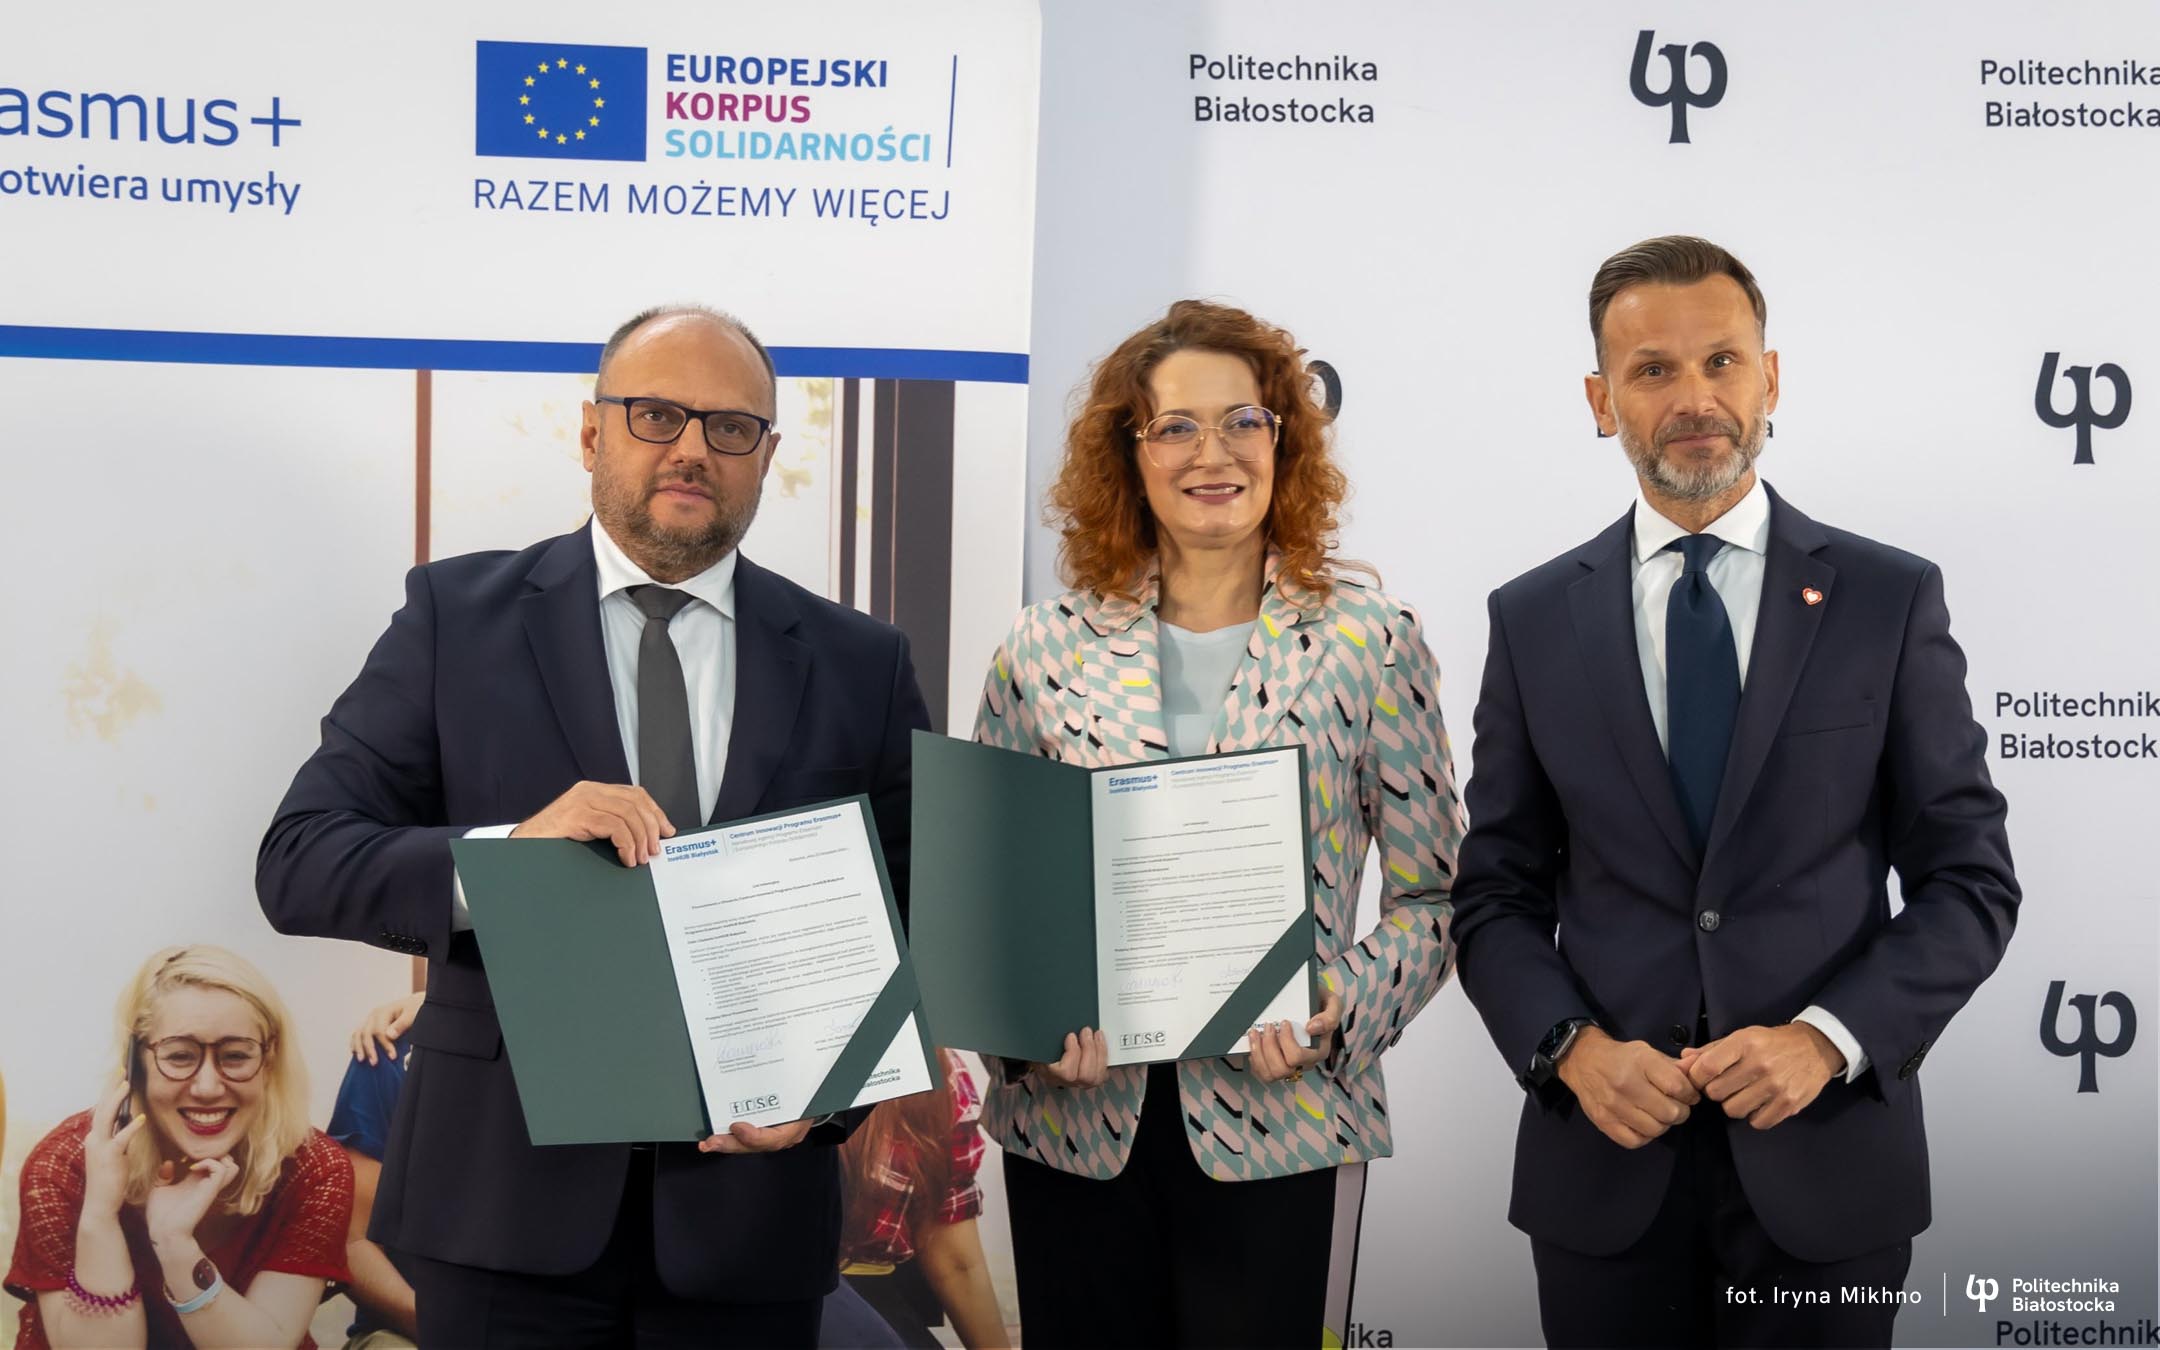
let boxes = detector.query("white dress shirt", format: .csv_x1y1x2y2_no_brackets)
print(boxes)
450,522,738,930
1627,478,1868,1082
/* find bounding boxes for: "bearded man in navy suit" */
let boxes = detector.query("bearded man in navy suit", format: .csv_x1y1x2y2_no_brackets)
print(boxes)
1450,236,2018,1348
258,305,929,1347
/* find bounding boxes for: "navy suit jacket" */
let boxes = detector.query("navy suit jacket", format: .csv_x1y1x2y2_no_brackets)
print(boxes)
257,525,930,1300
1450,485,2017,1263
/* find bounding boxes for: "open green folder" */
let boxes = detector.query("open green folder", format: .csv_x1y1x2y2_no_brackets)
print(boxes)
449,795,932,1146
908,732,1317,1066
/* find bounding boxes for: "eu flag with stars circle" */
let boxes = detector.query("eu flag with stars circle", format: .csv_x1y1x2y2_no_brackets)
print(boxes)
475,40,647,162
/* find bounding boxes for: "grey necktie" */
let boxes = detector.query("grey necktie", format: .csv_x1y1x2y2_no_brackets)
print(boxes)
627,585,701,830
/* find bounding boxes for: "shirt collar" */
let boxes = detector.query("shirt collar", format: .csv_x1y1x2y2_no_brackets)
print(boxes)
1631,474,1771,564
590,518,738,618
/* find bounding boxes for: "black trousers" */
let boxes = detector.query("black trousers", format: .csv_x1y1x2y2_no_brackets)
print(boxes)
1531,1110,1913,1349
1003,1064,1337,1350
407,1153,823,1349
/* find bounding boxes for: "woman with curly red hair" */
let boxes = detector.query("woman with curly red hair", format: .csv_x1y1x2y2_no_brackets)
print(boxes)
969,300,1466,1346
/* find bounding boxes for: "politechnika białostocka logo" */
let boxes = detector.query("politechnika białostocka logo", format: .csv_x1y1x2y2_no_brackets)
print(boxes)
1630,30,1726,143
2040,981,2137,1093
2036,353,2131,465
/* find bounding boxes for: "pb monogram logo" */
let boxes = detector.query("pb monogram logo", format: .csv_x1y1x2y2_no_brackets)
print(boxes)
1630,30,1727,143
1307,359,1343,421
2040,981,2137,1093
2036,352,2131,465
1967,1275,2000,1312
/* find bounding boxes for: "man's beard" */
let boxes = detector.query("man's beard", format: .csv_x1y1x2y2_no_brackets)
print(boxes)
593,454,762,580
1619,407,1767,502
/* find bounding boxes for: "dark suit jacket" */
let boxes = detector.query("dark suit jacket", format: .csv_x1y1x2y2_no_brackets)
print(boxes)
256,525,930,1300
1450,485,2017,1263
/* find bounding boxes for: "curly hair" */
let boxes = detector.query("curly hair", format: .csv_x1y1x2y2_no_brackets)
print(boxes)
1047,299,1356,602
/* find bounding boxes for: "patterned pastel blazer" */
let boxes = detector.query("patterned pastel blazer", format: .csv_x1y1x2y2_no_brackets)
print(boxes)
970,557,1466,1182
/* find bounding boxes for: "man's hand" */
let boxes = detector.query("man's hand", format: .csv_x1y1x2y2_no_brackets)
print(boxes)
1555,1026,1701,1149
1681,1023,1844,1131
697,1118,815,1154
512,781,675,867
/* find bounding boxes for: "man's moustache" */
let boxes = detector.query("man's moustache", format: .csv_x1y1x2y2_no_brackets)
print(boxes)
1658,419,1740,445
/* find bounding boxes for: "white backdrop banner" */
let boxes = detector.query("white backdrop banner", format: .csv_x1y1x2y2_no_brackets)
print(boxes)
6,2,2157,1348
1026,3,2155,1347
0,3,1037,1343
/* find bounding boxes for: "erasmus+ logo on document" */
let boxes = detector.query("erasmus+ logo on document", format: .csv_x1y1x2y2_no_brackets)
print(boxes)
475,40,647,162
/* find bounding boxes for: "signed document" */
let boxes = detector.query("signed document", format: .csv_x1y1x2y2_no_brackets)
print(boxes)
450,796,933,1145
1089,752,1312,1064
909,733,1316,1066
648,800,934,1128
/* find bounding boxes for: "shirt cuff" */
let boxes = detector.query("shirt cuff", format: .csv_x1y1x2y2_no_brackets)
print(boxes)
1794,1006,1869,1083
450,824,519,932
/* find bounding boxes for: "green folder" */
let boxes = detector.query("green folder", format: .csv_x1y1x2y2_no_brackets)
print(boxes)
450,795,932,1146
908,732,1316,1065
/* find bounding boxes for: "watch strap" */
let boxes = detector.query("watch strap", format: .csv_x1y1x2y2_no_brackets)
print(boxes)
166,1257,222,1314
1521,1016,1596,1090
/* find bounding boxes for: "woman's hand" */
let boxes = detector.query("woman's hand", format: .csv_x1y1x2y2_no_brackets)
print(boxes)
144,1155,239,1248
80,1082,146,1220
350,990,425,1065
1245,987,1342,1084
1031,1028,1108,1090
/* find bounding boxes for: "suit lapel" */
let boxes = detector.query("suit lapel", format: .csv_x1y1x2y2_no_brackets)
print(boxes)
709,557,810,825
1211,561,1322,755
1076,586,1171,765
521,526,632,785
1701,489,1834,867
1566,512,1699,872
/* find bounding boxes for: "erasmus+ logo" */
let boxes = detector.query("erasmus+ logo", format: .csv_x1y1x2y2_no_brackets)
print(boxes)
475,40,647,162
1630,30,1726,143
2035,353,2131,466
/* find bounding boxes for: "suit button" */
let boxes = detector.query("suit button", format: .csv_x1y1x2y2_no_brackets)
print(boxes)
1670,1024,1691,1047
1697,910,1722,933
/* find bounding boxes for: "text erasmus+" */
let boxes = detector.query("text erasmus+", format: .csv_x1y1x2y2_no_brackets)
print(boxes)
0,87,301,147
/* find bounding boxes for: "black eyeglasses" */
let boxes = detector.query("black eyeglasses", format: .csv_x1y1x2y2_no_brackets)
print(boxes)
595,395,773,456
142,1036,271,1083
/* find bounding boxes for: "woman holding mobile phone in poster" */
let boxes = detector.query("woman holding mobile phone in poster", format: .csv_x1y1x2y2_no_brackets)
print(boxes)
5,945,353,1349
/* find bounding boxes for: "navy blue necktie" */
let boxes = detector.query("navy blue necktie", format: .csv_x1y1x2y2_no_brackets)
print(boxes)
1665,534,1740,853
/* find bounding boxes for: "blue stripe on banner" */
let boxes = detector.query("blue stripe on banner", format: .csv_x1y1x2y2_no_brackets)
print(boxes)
0,325,1029,384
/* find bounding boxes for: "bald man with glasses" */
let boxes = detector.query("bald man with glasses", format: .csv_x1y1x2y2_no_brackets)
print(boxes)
259,304,930,1347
